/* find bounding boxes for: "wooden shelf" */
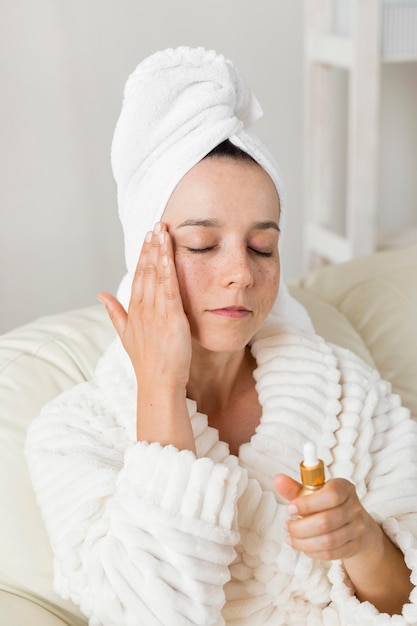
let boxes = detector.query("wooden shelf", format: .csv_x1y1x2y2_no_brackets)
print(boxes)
303,0,417,268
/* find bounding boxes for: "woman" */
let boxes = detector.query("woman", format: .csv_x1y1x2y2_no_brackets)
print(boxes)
25,47,417,625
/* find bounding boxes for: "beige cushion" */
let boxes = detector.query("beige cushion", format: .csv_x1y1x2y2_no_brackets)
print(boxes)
0,306,114,625
0,244,415,624
289,243,417,421
0,590,73,626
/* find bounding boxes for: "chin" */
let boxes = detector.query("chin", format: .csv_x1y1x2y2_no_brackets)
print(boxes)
203,341,249,355
192,327,255,355
189,312,271,354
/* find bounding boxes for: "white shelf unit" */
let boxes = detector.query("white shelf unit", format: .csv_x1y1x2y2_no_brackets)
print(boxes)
304,0,417,268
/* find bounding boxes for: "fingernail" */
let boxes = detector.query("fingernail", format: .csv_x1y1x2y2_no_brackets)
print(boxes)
285,535,293,547
287,504,298,516
159,231,165,245
145,231,152,243
162,256,170,275
154,222,162,234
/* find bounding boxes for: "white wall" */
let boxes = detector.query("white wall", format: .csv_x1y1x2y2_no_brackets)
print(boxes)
0,0,305,333
379,62,417,235
1,1,416,334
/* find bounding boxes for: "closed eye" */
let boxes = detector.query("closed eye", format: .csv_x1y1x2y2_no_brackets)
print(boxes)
249,247,273,257
187,246,216,254
187,246,273,257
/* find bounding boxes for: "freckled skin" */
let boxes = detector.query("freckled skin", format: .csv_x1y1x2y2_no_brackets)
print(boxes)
162,157,281,353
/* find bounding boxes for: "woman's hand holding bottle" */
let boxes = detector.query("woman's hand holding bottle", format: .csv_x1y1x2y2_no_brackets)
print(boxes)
275,472,412,614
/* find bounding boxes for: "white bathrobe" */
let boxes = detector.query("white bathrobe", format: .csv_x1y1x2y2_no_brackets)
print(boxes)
25,317,417,625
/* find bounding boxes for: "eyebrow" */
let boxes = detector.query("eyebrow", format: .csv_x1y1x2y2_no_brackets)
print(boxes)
176,218,281,232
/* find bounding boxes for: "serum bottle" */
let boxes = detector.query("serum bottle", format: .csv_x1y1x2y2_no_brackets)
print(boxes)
299,442,325,496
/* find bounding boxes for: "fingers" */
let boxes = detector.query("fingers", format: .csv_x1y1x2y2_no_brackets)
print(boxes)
292,479,352,518
130,225,162,309
275,475,354,517
97,292,128,339
97,222,172,339
154,226,183,315
129,222,180,317
274,474,302,502
287,518,357,560
283,478,366,561
288,495,350,538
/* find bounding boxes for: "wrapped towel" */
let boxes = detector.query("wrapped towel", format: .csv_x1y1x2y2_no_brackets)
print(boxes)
111,46,313,333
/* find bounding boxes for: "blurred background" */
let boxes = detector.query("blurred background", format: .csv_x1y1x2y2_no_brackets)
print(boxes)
1,0,416,333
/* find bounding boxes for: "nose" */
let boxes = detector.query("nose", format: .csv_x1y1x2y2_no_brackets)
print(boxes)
220,246,254,289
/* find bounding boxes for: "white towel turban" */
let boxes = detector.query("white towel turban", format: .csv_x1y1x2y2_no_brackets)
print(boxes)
111,46,313,333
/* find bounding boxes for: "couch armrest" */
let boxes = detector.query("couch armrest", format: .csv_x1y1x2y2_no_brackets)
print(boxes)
0,590,75,626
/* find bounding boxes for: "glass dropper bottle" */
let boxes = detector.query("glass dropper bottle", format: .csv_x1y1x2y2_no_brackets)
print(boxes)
299,442,325,496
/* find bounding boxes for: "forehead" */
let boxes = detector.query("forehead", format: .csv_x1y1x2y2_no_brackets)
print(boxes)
163,157,280,226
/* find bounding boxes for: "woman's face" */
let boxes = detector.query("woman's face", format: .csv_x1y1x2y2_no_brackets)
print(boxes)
163,157,281,353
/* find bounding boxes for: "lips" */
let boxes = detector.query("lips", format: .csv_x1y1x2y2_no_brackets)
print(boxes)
208,306,251,319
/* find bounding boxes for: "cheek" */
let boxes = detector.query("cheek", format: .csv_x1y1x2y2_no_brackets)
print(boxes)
174,257,208,312
257,260,280,303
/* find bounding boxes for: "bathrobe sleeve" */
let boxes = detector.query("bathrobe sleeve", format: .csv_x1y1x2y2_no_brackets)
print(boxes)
25,341,246,626
326,346,417,625
245,327,417,625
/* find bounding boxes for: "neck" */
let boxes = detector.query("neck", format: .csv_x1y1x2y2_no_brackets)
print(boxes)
187,343,256,415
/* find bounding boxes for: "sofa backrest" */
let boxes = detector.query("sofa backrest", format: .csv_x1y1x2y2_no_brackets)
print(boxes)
290,243,417,422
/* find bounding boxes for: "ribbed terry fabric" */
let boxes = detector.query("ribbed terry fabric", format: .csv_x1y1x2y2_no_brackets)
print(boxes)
25,318,417,625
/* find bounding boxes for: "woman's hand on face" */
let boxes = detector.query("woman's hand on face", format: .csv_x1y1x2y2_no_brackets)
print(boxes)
99,222,196,451
98,222,192,389
274,474,377,562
